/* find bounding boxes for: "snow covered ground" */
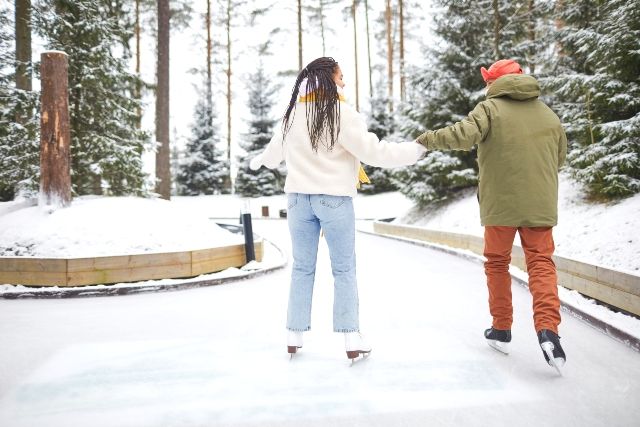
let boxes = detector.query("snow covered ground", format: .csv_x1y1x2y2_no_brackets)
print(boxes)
0,196,244,258
0,192,412,259
1,220,639,427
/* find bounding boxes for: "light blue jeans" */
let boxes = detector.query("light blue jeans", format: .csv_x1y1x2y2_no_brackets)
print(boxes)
286,193,359,333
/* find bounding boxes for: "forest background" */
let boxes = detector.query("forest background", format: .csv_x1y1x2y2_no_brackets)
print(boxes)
1,0,638,205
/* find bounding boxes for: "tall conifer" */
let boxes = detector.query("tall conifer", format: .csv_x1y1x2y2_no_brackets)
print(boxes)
35,0,148,196
234,63,283,197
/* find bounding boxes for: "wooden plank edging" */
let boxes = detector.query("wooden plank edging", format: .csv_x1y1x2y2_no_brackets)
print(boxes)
0,240,263,287
372,221,640,317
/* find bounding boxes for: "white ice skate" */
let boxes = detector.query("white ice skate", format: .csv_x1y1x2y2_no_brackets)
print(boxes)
345,332,371,364
287,331,303,359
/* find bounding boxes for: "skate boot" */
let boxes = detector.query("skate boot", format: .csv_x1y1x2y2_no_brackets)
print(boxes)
537,329,566,375
345,332,371,364
287,331,303,359
484,327,512,354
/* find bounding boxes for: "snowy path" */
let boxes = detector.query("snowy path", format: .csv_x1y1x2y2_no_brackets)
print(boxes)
0,220,639,427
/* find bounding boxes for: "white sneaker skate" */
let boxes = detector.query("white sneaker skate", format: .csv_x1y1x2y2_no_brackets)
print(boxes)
287,331,303,358
344,332,372,363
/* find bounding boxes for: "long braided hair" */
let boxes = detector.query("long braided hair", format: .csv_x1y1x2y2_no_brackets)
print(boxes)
282,57,341,152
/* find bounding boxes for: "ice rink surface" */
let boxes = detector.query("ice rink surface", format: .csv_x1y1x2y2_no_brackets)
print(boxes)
1,220,639,427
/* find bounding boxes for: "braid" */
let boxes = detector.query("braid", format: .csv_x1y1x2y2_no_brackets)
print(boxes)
282,57,342,152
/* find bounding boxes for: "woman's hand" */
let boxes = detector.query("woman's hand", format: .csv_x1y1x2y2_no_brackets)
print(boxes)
249,154,262,171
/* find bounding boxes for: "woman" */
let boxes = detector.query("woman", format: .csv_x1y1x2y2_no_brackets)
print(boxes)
250,57,425,361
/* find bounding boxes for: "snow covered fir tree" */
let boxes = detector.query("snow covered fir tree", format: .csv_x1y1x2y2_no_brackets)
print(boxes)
234,63,283,197
34,0,148,196
360,81,398,195
0,6,39,201
0,0,637,206
176,81,229,195
543,0,640,200
392,0,498,205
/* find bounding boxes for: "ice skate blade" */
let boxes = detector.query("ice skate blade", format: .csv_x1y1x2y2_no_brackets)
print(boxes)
541,342,564,376
487,339,510,355
288,346,301,360
347,350,371,365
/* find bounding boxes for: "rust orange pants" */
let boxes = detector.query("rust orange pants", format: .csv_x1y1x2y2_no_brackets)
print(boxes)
483,226,561,334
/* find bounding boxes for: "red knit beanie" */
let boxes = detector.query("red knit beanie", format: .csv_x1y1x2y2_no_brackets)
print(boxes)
480,59,523,83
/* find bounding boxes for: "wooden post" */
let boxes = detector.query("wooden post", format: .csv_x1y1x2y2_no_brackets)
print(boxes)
40,51,71,208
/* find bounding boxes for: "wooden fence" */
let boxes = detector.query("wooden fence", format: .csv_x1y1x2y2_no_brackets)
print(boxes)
373,221,640,317
0,241,263,287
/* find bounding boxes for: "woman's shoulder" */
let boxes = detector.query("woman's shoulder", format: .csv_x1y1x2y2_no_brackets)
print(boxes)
339,101,366,126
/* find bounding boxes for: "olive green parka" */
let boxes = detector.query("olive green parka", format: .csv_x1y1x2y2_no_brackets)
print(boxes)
416,74,567,227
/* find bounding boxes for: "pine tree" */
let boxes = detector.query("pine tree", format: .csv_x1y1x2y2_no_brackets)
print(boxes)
394,0,531,205
176,83,229,195
544,0,640,199
360,78,397,194
34,0,148,196
0,3,39,201
234,63,283,197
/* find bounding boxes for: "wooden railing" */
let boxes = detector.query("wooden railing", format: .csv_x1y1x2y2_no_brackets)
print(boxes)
372,221,640,317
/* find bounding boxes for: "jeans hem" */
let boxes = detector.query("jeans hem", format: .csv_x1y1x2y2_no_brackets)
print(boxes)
287,327,310,332
334,328,359,333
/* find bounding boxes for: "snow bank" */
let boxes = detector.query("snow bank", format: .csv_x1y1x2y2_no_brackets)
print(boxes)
0,196,243,258
395,173,640,275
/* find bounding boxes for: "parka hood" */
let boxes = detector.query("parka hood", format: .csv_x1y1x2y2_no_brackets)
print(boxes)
486,74,540,101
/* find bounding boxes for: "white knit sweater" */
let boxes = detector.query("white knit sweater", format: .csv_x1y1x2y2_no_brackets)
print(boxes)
250,100,425,197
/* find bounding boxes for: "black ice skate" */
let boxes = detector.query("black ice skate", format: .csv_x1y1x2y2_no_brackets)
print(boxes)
484,327,512,354
537,329,566,375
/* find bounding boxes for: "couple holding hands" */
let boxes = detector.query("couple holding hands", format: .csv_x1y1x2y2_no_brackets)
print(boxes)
250,57,567,373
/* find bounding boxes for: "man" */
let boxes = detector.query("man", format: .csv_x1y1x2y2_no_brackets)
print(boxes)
415,59,568,374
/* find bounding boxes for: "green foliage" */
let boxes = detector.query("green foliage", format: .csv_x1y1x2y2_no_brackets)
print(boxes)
176,83,229,195
34,0,149,196
360,82,397,194
543,0,640,199
0,6,40,201
392,151,477,207
234,63,283,197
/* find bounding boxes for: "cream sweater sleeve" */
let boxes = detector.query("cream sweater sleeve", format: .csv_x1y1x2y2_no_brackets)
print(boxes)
250,125,285,170
338,103,426,167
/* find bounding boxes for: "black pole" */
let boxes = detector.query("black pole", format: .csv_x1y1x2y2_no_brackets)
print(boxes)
241,212,255,262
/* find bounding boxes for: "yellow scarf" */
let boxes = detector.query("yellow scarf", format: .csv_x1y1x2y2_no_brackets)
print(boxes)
298,92,346,103
298,91,371,189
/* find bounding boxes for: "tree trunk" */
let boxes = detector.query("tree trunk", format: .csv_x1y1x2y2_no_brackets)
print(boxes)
399,0,405,102
226,0,232,165
364,0,373,98
492,0,501,60
298,0,303,70
155,0,171,200
319,0,326,55
385,0,393,113
134,0,141,128
15,0,32,125
352,1,359,111
528,0,535,73
206,0,212,103
15,0,31,92
40,51,71,208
